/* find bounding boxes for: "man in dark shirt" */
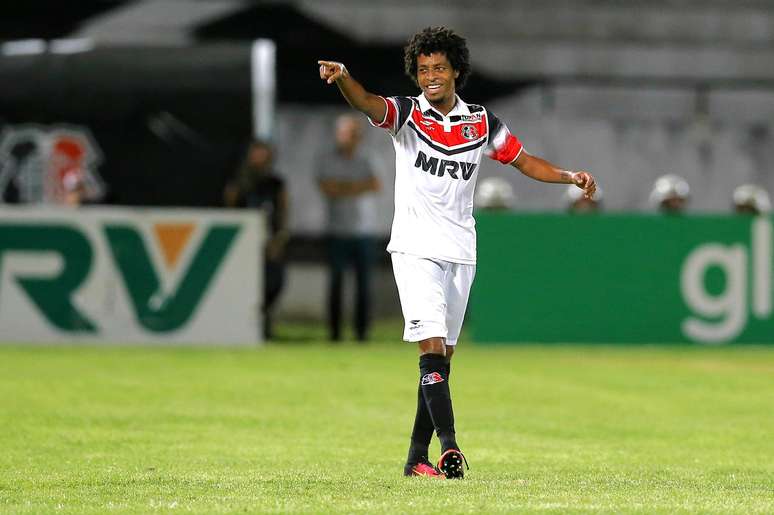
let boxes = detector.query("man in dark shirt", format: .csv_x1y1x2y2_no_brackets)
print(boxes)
225,139,289,339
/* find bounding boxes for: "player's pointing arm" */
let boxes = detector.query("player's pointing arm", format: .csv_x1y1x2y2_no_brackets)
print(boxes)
318,60,387,125
512,152,597,200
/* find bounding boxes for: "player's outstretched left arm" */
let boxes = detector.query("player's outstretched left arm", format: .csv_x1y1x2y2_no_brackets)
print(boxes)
512,151,596,199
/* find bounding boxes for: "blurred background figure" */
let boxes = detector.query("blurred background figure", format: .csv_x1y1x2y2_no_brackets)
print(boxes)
732,184,771,215
316,114,381,342
52,137,96,207
474,177,515,211
650,174,690,214
224,140,289,339
564,183,603,213
0,130,105,206
60,174,87,207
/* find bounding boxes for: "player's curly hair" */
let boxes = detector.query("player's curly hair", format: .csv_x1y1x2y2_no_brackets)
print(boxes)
404,27,471,89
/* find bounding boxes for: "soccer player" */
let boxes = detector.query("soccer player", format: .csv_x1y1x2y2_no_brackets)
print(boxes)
318,27,596,479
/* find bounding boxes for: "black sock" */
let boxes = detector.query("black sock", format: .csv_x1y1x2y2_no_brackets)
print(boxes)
419,353,458,452
407,359,455,464
445,360,454,444
407,381,434,464
406,388,433,465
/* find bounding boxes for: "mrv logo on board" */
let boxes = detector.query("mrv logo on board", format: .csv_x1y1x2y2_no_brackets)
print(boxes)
0,208,262,344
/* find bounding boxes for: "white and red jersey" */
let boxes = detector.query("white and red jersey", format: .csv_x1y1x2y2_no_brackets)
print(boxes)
370,93,523,264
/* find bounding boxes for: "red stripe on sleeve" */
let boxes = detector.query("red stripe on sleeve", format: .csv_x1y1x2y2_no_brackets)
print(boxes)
370,96,397,130
491,133,523,164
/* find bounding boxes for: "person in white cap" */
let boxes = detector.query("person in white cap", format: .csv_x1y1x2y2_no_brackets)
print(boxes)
649,174,690,213
732,184,771,215
474,176,515,211
565,183,603,213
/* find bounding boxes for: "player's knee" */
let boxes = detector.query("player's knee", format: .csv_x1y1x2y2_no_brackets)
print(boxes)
418,337,446,356
445,345,455,361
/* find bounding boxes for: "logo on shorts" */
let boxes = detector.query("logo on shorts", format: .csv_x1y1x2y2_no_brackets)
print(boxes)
421,372,445,385
410,320,421,326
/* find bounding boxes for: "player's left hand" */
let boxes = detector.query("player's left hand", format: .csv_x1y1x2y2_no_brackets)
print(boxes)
573,172,597,199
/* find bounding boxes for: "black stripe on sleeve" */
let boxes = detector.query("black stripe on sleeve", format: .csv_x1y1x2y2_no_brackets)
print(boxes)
393,96,414,132
485,108,504,137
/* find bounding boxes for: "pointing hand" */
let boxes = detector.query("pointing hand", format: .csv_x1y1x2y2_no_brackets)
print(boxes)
318,60,349,84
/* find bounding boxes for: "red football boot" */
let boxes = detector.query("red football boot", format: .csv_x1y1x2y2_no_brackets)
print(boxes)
404,460,444,477
437,449,468,479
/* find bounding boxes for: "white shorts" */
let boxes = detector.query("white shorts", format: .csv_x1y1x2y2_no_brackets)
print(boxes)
390,252,476,346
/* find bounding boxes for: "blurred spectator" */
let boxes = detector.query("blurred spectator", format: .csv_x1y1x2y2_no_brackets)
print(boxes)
59,172,87,206
474,177,515,211
51,137,104,206
564,184,603,213
0,132,104,206
732,184,771,215
316,114,381,342
224,139,289,339
650,174,690,214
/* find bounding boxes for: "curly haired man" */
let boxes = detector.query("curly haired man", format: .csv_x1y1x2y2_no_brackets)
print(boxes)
319,27,596,479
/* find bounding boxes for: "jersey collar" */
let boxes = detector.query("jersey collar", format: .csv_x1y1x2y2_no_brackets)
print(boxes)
418,93,470,119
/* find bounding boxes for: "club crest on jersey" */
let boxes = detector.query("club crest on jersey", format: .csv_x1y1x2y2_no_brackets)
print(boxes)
461,124,479,141
421,372,445,386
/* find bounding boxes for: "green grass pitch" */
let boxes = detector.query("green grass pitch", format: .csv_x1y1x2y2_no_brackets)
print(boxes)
1,334,773,513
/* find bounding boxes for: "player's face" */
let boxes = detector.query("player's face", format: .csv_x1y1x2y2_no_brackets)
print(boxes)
416,53,459,106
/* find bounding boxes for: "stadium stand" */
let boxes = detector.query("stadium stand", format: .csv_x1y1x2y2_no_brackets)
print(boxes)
4,0,774,319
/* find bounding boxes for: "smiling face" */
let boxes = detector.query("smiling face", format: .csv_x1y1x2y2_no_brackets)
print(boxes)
416,52,459,110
